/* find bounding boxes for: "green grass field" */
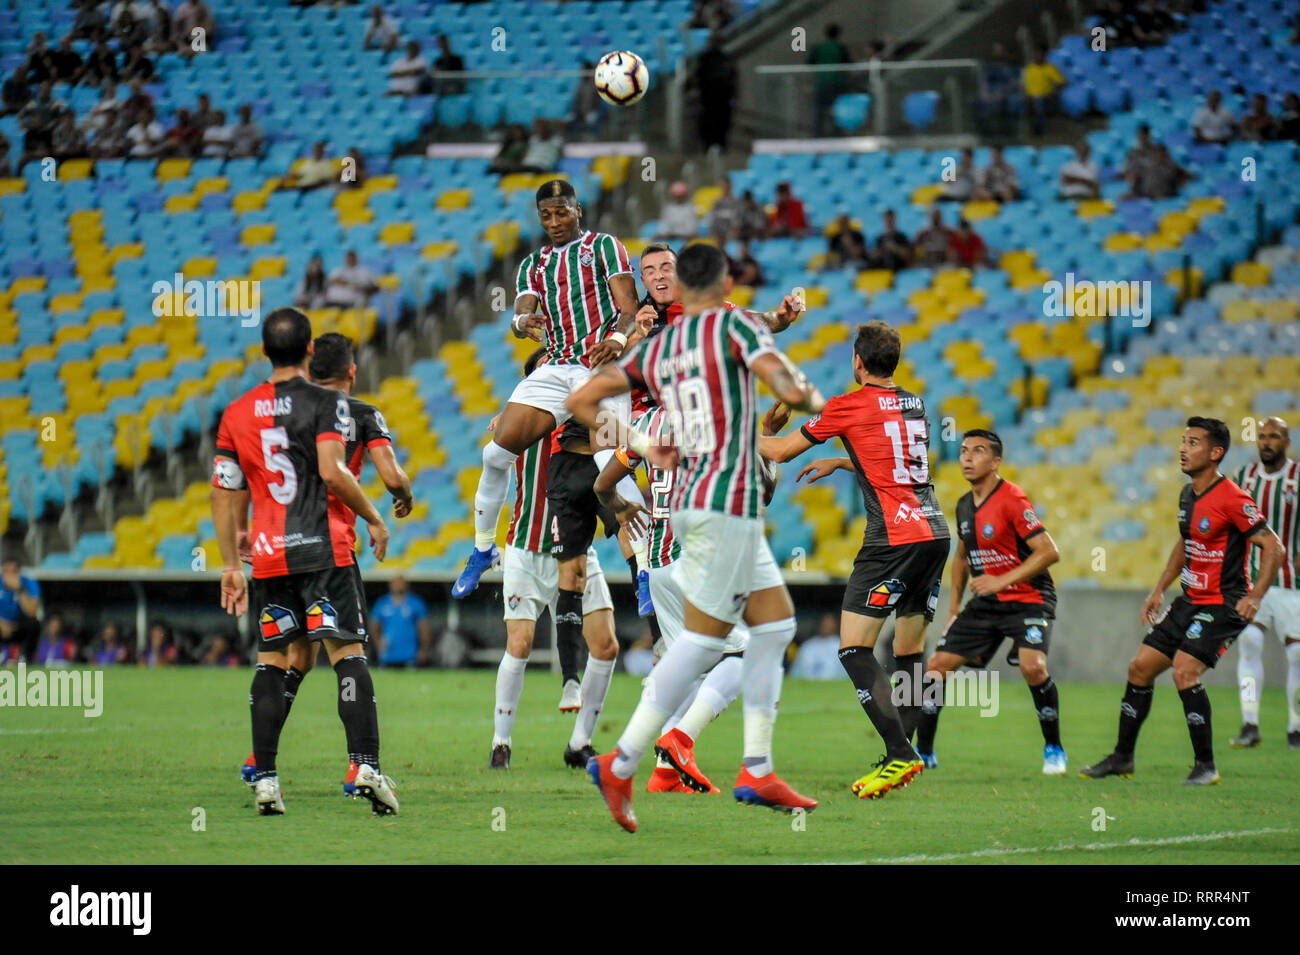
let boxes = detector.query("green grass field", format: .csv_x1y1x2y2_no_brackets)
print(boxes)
1,668,1296,864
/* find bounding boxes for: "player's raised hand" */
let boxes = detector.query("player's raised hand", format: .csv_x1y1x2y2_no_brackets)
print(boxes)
220,568,248,616
368,518,390,561
1235,593,1261,622
796,458,838,484
614,497,650,537
773,290,805,329
635,303,657,338
762,400,791,436
1140,591,1164,627
393,494,412,519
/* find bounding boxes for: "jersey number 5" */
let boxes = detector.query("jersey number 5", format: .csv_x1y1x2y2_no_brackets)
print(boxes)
260,427,298,505
884,419,930,484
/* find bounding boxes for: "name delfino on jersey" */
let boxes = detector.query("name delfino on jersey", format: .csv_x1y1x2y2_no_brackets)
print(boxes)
876,394,923,412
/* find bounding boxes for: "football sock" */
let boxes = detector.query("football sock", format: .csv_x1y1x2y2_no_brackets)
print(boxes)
625,554,638,581
493,651,528,745
1286,641,1300,733
679,654,743,740
646,612,663,646
613,630,725,778
1237,623,1264,725
570,653,616,749
554,589,584,685
1115,681,1154,759
662,675,705,735
893,651,925,741
250,662,286,780
838,645,916,761
916,682,942,754
630,531,649,572
1179,683,1214,764
741,618,795,777
473,440,517,550
278,665,305,729
1029,676,1061,746
335,654,380,773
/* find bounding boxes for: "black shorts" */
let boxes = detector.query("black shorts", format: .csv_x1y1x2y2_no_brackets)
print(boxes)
843,539,949,620
252,563,368,651
546,450,617,560
1143,596,1244,669
937,600,1053,668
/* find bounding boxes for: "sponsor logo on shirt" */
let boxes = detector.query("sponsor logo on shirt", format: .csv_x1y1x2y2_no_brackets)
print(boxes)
868,578,905,608
981,522,995,540
894,502,925,524
260,605,297,638
1198,516,1211,533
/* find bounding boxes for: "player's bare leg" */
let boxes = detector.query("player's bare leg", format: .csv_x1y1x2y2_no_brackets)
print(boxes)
1080,645,1171,779
565,608,618,766
454,402,557,598
555,553,588,710
322,636,396,813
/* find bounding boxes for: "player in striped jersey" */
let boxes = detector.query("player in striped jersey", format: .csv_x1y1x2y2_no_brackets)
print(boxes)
567,243,825,831
489,350,620,770
1229,416,1300,749
453,179,641,600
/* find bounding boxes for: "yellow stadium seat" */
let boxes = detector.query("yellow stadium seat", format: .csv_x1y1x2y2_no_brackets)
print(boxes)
364,174,398,193
55,158,91,180
232,191,266,214
333,190,368,213
1163,265,1202,298
59,359,96,381
164,194,199,214
0,359,22,379
729,285,755,307
961,200,1000,221
102,379,140,401
156,158,192,182
380,222,416,245
81,274,116,295
483,222,520,258
89,308,124,328
591,155,630,190
21,343,57,363
107,243,144,262
421,240,458,260
338,208,374,227
1159,211,1196,237
93,343,133,364
193,176,229,197
1260,300,1299,322
622,237,649,258
182,256,217,278
1103,232,1144,253
1075,199,1114,219
1231,262,1270,286
241,223,276,247
1144,233,1181,253
436,188,473,211
910,184,945,205
999,249,1036,275
0,178,26,197
48,292,83,315
250,256,287,279
855,270,893,294
693,185,723,217
1010,267,1051,291
497,172,537,194
125,325,163,347
1221,300,1262,322
8,276,46,296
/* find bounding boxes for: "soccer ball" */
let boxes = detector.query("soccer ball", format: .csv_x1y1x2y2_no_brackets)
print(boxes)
594,51,650,106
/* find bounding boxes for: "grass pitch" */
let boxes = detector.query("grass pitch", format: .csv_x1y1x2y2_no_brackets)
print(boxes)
1,668,1296,864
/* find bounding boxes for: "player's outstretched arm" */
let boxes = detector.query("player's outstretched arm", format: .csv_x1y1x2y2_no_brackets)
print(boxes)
749,350,824,413
593,451,649,533
753,288,806,333
587,274,641,365
970,531,1060,595
796,458,853,483
211,485,248,616
368,444,413,518
1142,537,1186,626
510,292,546,341
944,539,971,635
318,440,389,560
1239,525,1286,621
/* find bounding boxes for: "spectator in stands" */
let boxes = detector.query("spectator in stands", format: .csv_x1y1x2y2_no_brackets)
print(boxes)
915,206,953,267
728,239,764,286
810,23,852,138
126,103,166,158
690,0,736,31
111,0,153,29
694,31,736,153
192,92,217,131
35,613,78,667
1132,0,1176,47
517,118,565,173
24,33,57,85
52,112,87,160
342,145,368,189
941,146,976,201
164,107,202,157
433,34,466,96
139,621,176,667
115,8,148,51
1278,92,1300,142
0,133,11,178
364,4,402,53
200,108,230,157
1239,92,1277,142
144,0,173,55
1058,141,1101,199
1192,89,1235,144
387,39,430,97
51,36,85,86
325,249,379,309
199,632,240,666
708,175,744,241
1098,0,1136,47
0,557,40,662
123,77,152,117
90,620,129,666
769,180,810,238
283,140,336,190
869,208,912,271
174,0,217,55
826,213,868,270
90,110,131,158
371,576,431,667
567,61,605,137
72,1,109,41
228,103,264,158
739,189,768,240
295,254,329,310
789,612,842,680
17,82,66,169
1141,143,1191,198
1,65,31,117
488,123,529,174
82,38,119,89
1023,46,1066,136
659,180,699,240
975,144,1020,202
121,45,156,84
976,41,1020,137
948,217,988,268
1122,122,1159,191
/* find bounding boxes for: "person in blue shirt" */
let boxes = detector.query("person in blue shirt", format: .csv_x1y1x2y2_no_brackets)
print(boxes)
1,557,41,661
370,577,430,667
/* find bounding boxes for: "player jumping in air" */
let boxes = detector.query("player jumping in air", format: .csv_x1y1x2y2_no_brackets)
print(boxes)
489,350,620,770
1080,417,1285,785
568,243,825,832
212,310,397,815
914,429,1065,774
240,333,413,796
759,320,948,799
1228,416,1300,749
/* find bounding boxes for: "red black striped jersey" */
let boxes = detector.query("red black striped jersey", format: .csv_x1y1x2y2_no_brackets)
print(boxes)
800,384,949,546
956,479,1055,612
1178,476,1267,605
1232,459,1300,590
327,395,393,554
212,376,354,578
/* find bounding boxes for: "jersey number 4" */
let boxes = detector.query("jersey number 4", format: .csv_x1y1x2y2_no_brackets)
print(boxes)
260,426,298,505
884,419,930,484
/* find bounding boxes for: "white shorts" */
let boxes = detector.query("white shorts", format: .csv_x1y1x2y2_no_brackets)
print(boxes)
507,363,590,428
502,545,613,621
649,563,748,654
1251,587,1300,642
669,509,785,625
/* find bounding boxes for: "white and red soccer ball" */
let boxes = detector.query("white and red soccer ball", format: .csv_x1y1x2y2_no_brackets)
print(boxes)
594,50,650,106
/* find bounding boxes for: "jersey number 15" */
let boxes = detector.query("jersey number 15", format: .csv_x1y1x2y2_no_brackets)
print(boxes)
884,419,930,484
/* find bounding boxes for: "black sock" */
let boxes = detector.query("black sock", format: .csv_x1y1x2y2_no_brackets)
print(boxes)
916,673,943,754
625,555,639,579
838,645,916,760
334,654,380,773
278,666,306,731
646,612,662,647
893,652,925,741
250,663,286,780
555,588,584,685
1115,681,1154,759
1178,684,1214,764
1029,676,1061,747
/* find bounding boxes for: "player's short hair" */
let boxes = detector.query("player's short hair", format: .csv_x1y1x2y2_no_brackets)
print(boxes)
535,178,577,205
308,332,354,382
675,243,727,293
262,307,312,367
640,242,676,263
853,320,901,377
523,347,546,378
1187,416,1230,454
962,428,1003,458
